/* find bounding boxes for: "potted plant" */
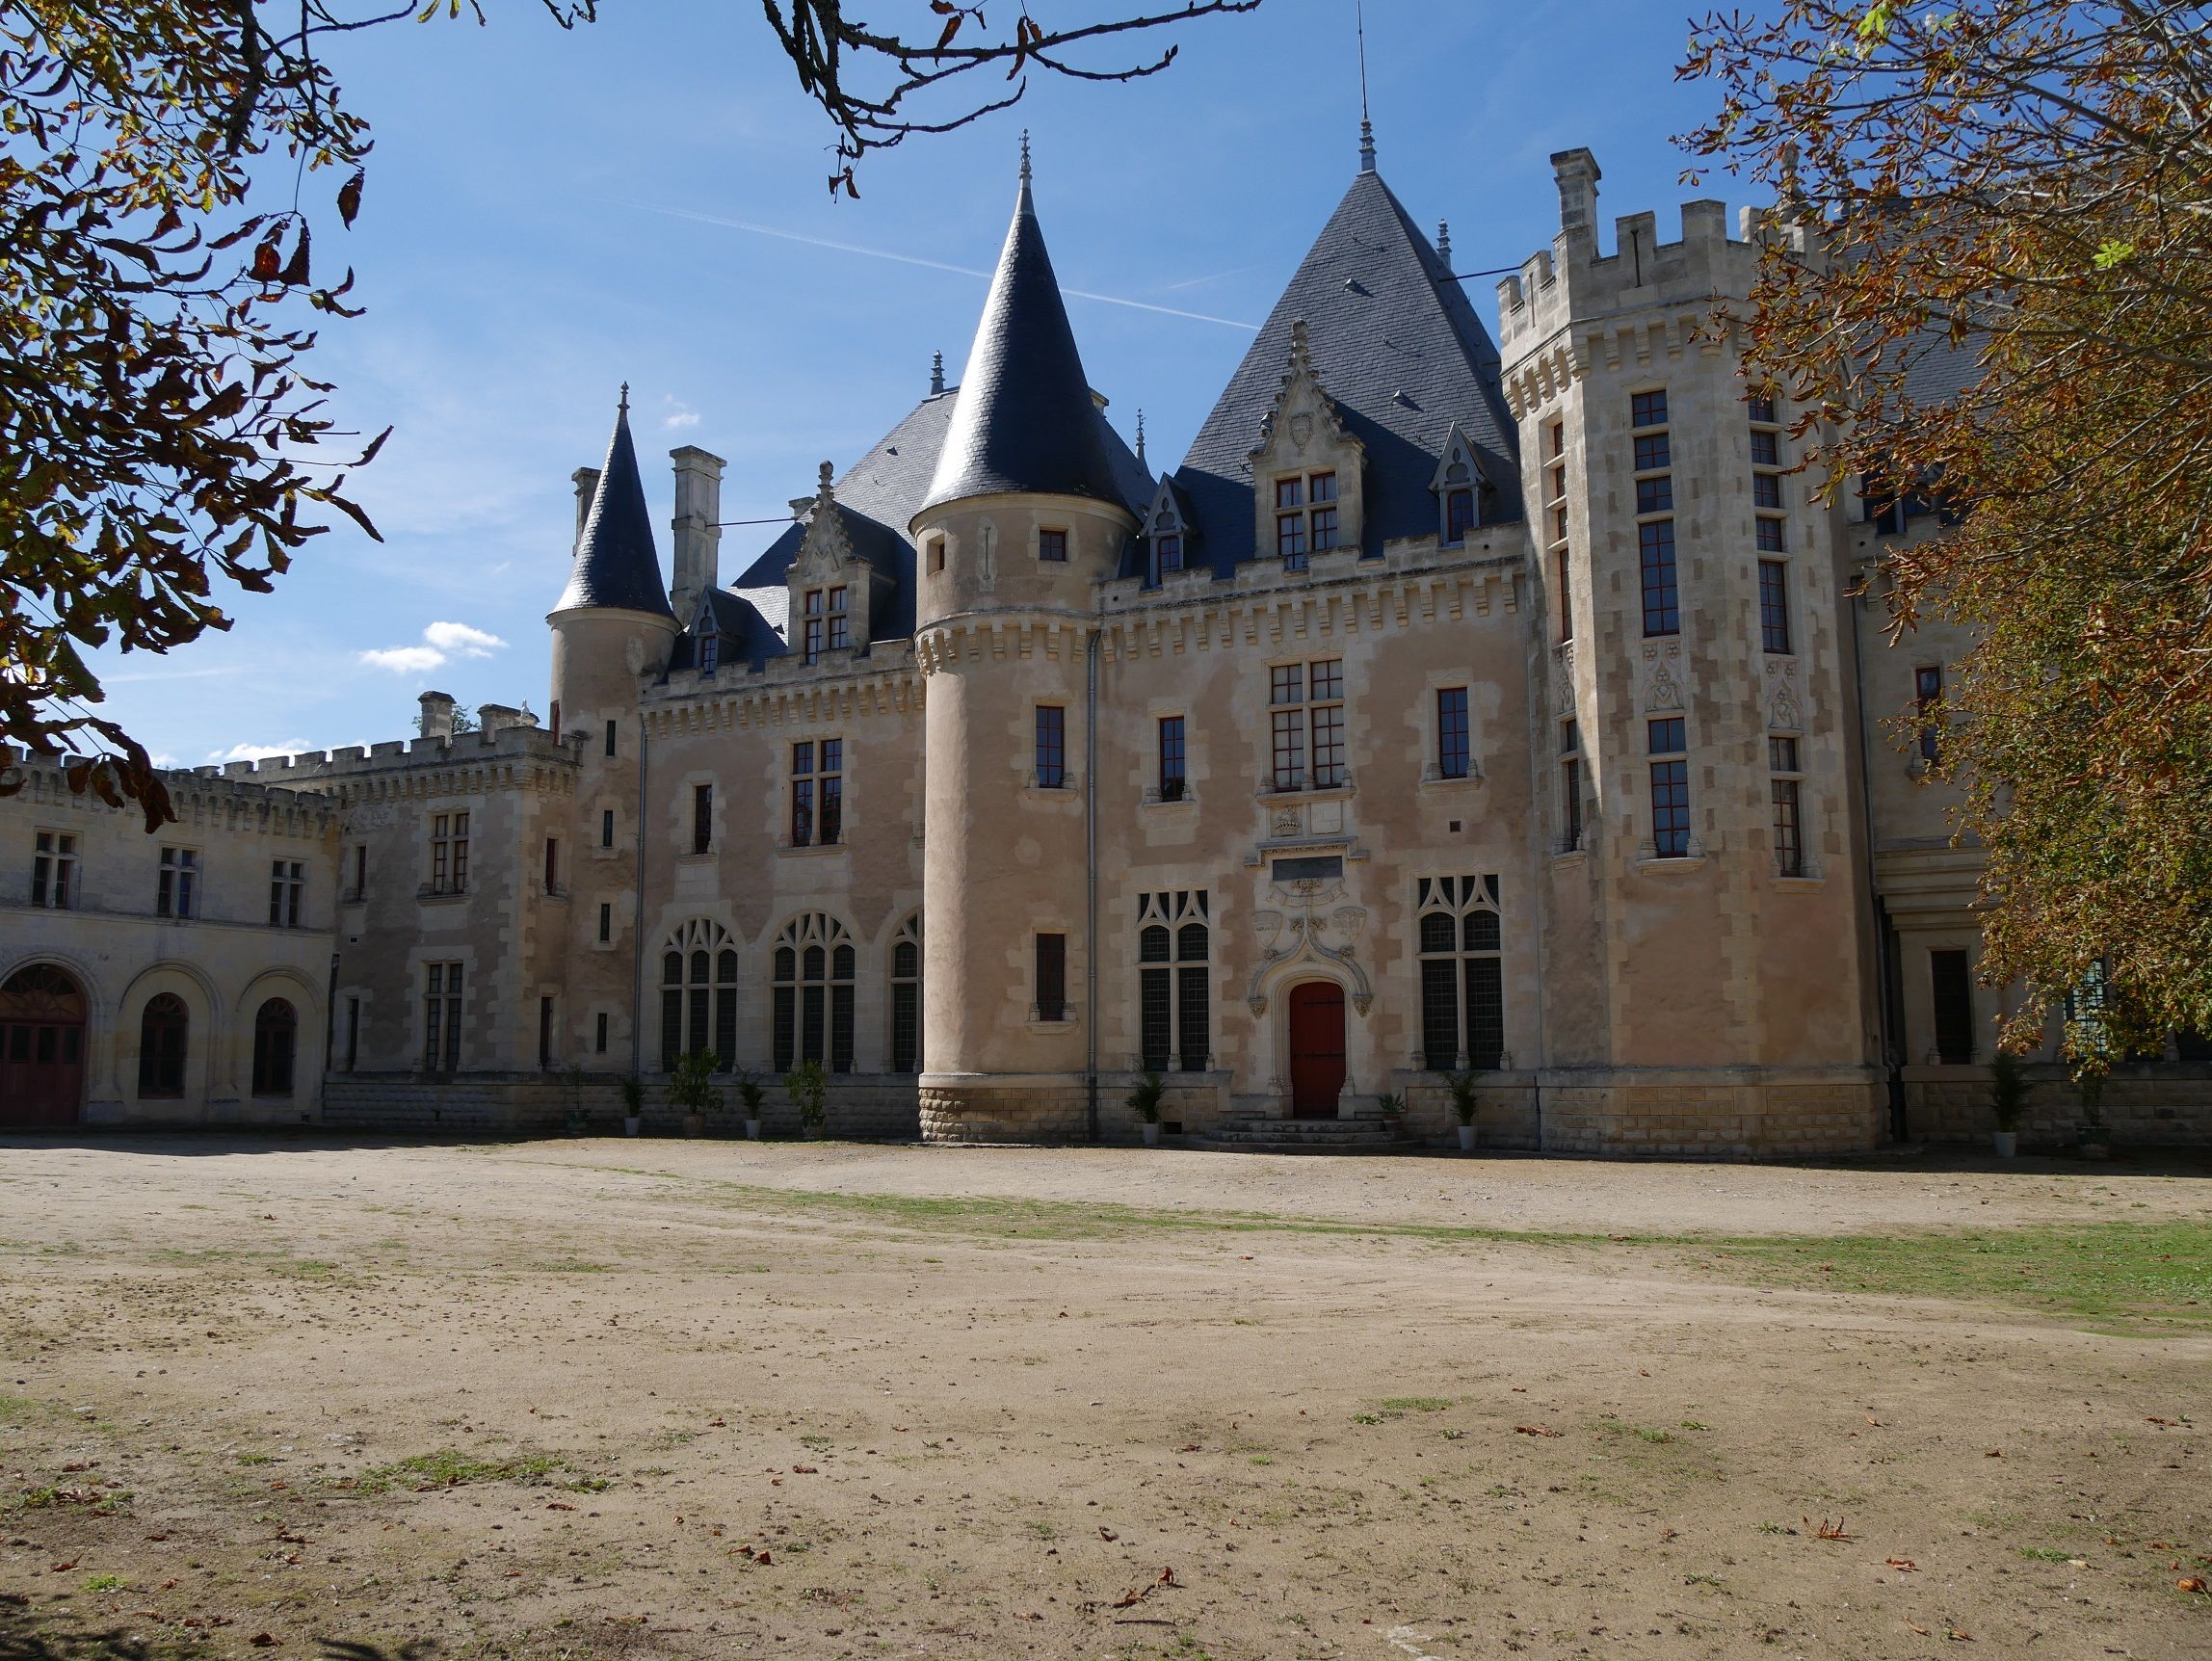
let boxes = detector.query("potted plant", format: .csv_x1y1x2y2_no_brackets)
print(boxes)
735,1068,766,1140
1988,1050,2028,1157
1126,1070,1167,1147
669,1050,722,1140
619,1073,645,1138
786,1059,829,1139
1447,1070,1481,1152
1375,1091,1404,1137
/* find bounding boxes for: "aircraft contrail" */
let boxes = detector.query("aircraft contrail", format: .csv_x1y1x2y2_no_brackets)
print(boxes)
646,205,1259,331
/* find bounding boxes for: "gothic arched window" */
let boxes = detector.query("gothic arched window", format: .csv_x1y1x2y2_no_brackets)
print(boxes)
1136,890,1210,1074
660,920,738,1071
1416,875,1504,1072
888,914,923,1074
773,913,855,1074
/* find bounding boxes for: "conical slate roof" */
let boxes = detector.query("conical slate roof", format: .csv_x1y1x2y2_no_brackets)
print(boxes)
554,392,674,618
918,164,1126,515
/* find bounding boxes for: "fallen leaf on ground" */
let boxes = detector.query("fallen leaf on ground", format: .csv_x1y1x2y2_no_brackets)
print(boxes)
1514,1425,1560,1437
1110,1567,1179,1609
1884,1558,1917,1571
2178,1577,2207,1594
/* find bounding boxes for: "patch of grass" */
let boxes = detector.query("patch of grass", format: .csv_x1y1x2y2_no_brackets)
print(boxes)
1694,1222,2212,1330
353,1449,568,1494
1379,1397,1452,1413
798,1435,832,1452
2019,1545,2076,1563
235,1452,275,1466
1249,1455,1274,1466
80,1574,124,1593
561,1475,612,1493
8,1486,133,1516
1350,1413,1383,1426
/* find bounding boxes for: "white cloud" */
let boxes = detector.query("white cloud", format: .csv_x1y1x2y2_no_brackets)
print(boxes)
359,620,508,674
662,395,700,431
206,740,310,764
422,621,508,659
359,645,446,674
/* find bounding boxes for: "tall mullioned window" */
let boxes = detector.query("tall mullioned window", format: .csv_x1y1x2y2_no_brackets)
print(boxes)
269,859,304,928
1770,736,1805,878
792,740,843,846
1546,420,1572,642
1914,666,1945,763
157,846,198,917
1758,560,1793,655
1417,875,1504,1071
659,920,738,1071
430,812,468,895
1269,659,1344,790
1750,391,1792,646
773,912,855,1073
423,962,463,1073
1137,890,1209,1073
1559,720,1584,853
1631,391,1677,637
1647,717,1690,858
31,830,75,910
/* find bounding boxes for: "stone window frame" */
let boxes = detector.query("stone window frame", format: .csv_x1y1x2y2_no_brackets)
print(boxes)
1412,874,1505,1073
786,733,847,852
31,828,77,910
1135,889,1210,1073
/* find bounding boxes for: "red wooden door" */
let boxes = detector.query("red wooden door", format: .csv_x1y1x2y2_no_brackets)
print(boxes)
1287,981,1346,1119
0,965,86,1127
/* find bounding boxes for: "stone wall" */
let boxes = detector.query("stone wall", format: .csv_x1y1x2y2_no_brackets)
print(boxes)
919,1078,1092,1144
325,1073,920,1139
1906,1065,2208,1148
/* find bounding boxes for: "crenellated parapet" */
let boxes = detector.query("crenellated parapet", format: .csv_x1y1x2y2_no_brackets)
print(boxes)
0,748,342,838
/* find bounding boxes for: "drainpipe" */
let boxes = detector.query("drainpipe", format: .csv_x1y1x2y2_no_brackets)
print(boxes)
1085,627,1100,1143
322,949,339,1120
1847,562,1907,1141
632,712,650,1083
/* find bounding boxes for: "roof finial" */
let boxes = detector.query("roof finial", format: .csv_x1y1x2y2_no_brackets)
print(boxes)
931,350,945,396
1356,0,1375,173
1135,409,1147,471
1436,220,1452,265
1019,128,1032,186
618,381,630,414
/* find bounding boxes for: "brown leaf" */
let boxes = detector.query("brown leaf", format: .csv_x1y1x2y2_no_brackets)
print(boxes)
337,169,365,228
1514,1425,1561,1437
2180,1577,2208,1594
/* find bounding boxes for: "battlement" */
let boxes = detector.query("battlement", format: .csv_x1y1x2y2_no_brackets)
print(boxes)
187,720,579,786
1497,148,1800,360
0,747,342,836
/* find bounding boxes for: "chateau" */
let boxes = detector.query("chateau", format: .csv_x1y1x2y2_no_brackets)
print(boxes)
3,139,2203,1151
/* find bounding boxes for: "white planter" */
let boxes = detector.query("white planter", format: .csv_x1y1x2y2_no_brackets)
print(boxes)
1992,1130,2017,1158
1457,1123,1477,1152
623,1116,641,1138
1141,1121,1161,1147
745,1119,762,1141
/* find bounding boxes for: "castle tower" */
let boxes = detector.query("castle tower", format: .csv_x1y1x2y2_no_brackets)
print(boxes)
1494,151,1883,1154
547,389,678,1075
910,149,1137,1143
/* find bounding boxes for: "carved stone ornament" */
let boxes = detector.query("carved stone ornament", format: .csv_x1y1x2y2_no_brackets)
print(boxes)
1245,887,1372,1017
978,521,998,591
794,461,853,580
1272,805,1303,838
1551,639,1576,709
1764,655,1803,732
347,803,399,832
1641,640,1684,713
1289,412,1314,450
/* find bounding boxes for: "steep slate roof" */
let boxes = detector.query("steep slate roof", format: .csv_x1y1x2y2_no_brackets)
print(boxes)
553,395,674,618
1171,169,1522,574
714,384,1146,665
918,167,1128,514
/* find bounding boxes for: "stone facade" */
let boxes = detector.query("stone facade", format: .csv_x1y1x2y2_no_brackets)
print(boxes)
3,142,2201,1152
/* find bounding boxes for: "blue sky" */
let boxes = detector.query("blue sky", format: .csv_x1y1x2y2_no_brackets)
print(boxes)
101,0,1738,767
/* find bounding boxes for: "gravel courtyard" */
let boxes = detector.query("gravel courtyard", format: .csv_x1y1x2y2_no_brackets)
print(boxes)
1,1137,2207,1660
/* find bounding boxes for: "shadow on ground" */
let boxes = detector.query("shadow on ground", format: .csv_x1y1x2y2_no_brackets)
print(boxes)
0,1608,434,1661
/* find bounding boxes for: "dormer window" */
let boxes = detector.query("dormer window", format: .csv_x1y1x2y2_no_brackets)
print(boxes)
828,586,849,649
1445,486,1475,543
801,586,848,664
1142,485,1192,588
1432,427,1487,546
1275,471,1337,570
699,634,720,676
1156,533,1182,574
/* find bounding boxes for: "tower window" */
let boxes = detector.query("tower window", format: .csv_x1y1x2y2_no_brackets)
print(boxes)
1034,705,1066,790
692,783,713,855
597,902,612,944
1758,560,1793,654
1039,528,1067,563
600,808,615,849
1416,875,1504,1071
1647,718,1690,858
791,740,843,847
605,719,618,757
1559,721,1584,854
429,813,468,895
1034,934,1067,1023
1157,716,1187,802
1638,521,1679,636
1435,688,1470,780
1769,735,1804,878
1632,391,1678,639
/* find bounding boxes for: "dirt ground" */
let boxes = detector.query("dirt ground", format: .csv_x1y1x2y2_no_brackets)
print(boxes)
1,1136,2207,1661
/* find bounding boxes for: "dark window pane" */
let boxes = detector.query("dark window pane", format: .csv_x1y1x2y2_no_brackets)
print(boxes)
715,988,737,1068
1140,966,1172,1073
1445,488,1475,542
1176,965,1209,1072
1140,925,1171,963
893,939,919,979
1035,935,1066,1022
773,987,796,1072
1631,389,1668,428
661,989,683,1071
1932,949,1975,1064
1463,910,1500,953
831,986,855,1073
1421,960,1459,1070
1035,706,1066,788
1759,560,1792,654
802,985,826,1064
1464,958,1505,1069
1633,433,1671,471
1176,922,1208,963
1419,912,1456,954
1639,519,1678,636
1436,688,1470,779
1636,475,1672,514
1650,759,1692,857
890,981,920,1073
1751,429,1779,466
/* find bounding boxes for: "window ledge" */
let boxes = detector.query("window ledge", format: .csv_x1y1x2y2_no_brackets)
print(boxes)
540,889,569,903
1632,853,1708,874
415,888,468,905
1023,778,1080,799
1418,768,1483,791
1549,846,1591,866
1772,873,1826,890
674,851,716,865
589,847,623,861
1026,1014,1078,1031
1254,777,1354,804
1141,791,1199,810
777,841,847,857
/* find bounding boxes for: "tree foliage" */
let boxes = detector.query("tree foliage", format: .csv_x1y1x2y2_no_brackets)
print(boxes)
1,0,1259,829
1681,1,2212,1067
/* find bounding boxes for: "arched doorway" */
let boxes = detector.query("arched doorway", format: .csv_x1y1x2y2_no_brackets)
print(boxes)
251,999,298,1098
0,964,87,1126
1286,981,1346,1119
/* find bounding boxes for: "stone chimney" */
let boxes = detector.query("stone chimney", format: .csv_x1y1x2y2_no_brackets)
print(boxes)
417,690,458,739
570,466,600,546
1552,148,1601,249
476,702,536,735
669,445,725,624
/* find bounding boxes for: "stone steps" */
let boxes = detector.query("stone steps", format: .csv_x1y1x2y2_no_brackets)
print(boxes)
1186,1118,1420,1155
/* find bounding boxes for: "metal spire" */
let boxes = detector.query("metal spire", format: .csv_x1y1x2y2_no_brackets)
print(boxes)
1135,409,1146,471
931,350,945,396
1436,221,1451,265
1019,128,1032,186
1356,0,1375,172
618,380,630,412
